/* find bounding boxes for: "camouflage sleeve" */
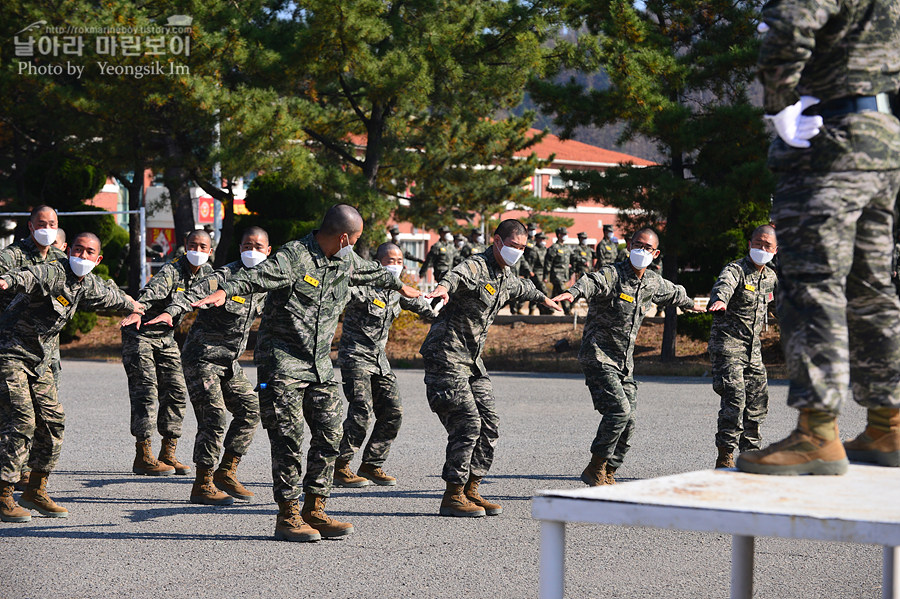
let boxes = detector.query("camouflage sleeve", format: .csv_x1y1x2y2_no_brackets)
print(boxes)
0,246,21,274
709,263,741,306
166,271,221,319
399,294,438,318
438,259,479,294
223,246,298,297
349,252,402,291
0,263,56,297
568,267,615,302
136,262,178,307
652,278,694,310
79,275,133,312
509,277,545,303
758,0,840,113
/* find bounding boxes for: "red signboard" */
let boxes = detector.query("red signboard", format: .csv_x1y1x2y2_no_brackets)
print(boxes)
198,195,214,224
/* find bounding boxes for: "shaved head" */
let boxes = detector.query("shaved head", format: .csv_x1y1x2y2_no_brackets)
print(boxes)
72,232,101,249
320,204,363,237
632,227,659,248
376,242,401,261
186,229,212,246
242,226,269,245
30,205,57,224
751,224,776,241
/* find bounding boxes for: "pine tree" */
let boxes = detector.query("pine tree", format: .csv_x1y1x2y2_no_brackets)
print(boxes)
531,0,774,360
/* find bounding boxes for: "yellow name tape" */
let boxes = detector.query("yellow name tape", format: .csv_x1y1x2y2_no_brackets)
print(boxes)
485,283,496,295
303,274,319,287
619,292,635,303
373,298,386,309
56,295,70,307
231,296,246,304
744,284,756,292
176,287,185,292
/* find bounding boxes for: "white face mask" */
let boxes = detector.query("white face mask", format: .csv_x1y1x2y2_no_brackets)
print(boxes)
69,255,97,277
241,250,268,268
476,235,485,244
456,240,465,249
443,233,454,242
498,242,524,267
33,227,57,247
749,248,775,265
335,237,354,259
385,264,403,279
561,236,568,243
629,248,655,269
186,250,210,266
538,241,545,248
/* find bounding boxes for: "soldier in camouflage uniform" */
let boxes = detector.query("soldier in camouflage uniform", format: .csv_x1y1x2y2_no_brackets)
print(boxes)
544,227,573,315
193,204,421,542
554,229,696,486
453,234,469,268
334,243,436,489
119,230,214,478
571,232,594,279
0,206,67,492
148,227,271,506
522,231,550,315
388,225,424,266
419,225,457,284
708,226,779,469
0,233,141,522
737,0,900,475
423,219,561,517
460,228,486,260
594,227,619,269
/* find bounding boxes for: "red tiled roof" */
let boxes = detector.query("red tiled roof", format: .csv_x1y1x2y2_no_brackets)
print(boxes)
515,128,655,166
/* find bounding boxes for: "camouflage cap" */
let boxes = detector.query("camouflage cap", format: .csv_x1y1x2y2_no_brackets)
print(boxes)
556,227,568,235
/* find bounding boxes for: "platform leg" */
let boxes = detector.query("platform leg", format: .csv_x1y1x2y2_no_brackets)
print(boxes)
730,535,755,599
884,546,899,599
540,520,566,599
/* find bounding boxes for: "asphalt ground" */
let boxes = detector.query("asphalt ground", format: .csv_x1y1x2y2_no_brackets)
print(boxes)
0,361,882,599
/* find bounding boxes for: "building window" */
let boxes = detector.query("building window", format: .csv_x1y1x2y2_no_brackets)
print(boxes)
400,240,423,271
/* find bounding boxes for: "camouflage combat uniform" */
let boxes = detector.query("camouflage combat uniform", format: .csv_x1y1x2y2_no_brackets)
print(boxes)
521,239,549,313
169,261,266,468
337,284,435,467
461,241,486,260
595,240,618,269
571,243,594,279
760,0,900,413
568,262,694,468
420,249,546,485
419,239,457,283
544,241,572,314
0,259,132,483
220,233,402,502
708,256,778,451
121,255,212,441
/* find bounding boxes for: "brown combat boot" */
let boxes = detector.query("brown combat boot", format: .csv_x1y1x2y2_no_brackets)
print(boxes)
19,471,68,518
275,499,320,542
214,452,254,501
0,481,31,523
333,459,370,488
737,409,848,475
580,454,607,487
439,482,486,517
463,476,502,515
844,407,900,467
301,494,355,538
14,470,30,492
715,447,735,469
605,465,617,485
190,467,234,506
358,463,397,486
158,437,191,475
133,439,175,476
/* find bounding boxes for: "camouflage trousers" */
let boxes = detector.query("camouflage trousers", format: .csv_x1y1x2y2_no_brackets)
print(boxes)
121,332,187,440
184,360,260,468
528,275,550,313
0,361,63,483
338,368,402,467
549,275,571,314
424,366,499,485
257,366,342,502
711,350,768,452
583,364,637,469
771,169,900,413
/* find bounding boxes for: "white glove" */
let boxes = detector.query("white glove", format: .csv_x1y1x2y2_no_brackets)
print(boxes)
764,96,824,148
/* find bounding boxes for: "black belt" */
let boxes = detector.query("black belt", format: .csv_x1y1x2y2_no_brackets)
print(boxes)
804,93,897,119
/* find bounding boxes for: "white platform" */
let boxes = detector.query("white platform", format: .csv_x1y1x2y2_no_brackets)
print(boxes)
532,465,900,599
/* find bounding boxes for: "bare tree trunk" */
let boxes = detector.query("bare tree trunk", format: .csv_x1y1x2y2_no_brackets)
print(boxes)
215,188,235,267
163,138,195,250
660,149,684,362
126,160,145,296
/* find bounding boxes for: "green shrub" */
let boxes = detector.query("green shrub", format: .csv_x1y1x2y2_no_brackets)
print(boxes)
677,312,713,343
60,310,98,344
